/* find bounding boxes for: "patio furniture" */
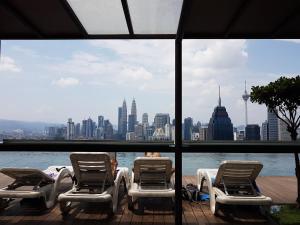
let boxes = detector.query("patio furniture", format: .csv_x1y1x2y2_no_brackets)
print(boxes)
58,152,129,216
0,166,73,210
128,157,175,212
197,160,272,215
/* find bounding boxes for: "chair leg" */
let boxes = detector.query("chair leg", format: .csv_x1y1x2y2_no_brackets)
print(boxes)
0,198,9,211
107,201,114,218
128,196,134,211
59,201,72,215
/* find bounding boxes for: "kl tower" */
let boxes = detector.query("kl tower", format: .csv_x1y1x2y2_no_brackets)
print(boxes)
242,81,250,126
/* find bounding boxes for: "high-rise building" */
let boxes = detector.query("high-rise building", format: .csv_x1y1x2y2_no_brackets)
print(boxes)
278,119,291,141
134,124,144,140
183,117,193,141
118,107,122,134
121,100,127,139
268,108,278,141
142,113,148,124
245,124,260,140
207,86,234,140
199,127,208,141
165,123,172,140
75,123,80,138
82,119,87,137
86,118,94,138
66,118,75,140
98,115,104,128
154,113,170,129
242,81,250,126
131,98,137,123
104,120,113,139
128,114,136,132
261,120,268,140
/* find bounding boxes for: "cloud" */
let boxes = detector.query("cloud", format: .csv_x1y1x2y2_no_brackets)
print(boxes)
52,77,79,87
120,67,153,81
12,46,39,57
0,56,21,72
277,39,300,44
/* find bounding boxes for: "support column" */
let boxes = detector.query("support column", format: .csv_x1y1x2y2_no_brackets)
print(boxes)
175,37,182,225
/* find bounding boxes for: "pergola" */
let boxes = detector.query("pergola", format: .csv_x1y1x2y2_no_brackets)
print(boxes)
1,1,300,224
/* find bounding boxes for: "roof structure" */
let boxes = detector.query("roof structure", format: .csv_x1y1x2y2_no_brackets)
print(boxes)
1,0,300,39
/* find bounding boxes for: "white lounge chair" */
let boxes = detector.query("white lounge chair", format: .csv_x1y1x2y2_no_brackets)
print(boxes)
197,160,272,215
58,152,129,216
128,157,175,211
0,166,73,210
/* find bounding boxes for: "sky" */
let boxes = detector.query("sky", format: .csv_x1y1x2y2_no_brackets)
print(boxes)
0,39,300,127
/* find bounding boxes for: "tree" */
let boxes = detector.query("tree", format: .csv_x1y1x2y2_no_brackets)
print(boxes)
250,75,300,205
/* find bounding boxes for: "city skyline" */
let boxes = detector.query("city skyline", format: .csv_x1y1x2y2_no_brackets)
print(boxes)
1,40,300,126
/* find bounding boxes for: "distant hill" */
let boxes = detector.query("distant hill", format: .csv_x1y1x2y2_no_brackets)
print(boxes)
0,119,62,133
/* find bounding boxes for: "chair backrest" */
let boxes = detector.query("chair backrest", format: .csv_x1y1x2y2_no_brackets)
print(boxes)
133,157,173,183
214,160,263,186
70,152,114,187
0,168,55,185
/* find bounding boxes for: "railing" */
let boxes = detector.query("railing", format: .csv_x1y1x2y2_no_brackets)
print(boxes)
0,140,299,225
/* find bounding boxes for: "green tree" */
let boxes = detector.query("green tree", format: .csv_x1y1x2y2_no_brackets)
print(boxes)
250,76,300,205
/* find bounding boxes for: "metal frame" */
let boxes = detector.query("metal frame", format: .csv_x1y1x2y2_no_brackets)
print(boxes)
1,1,300,224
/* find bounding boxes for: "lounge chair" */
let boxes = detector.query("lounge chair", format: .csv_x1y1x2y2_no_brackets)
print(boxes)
58,152,129,216
197,160,272,215
128,157,175,211
0,166,73,210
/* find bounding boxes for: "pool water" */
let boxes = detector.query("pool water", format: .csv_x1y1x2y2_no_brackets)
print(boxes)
0,152,295,176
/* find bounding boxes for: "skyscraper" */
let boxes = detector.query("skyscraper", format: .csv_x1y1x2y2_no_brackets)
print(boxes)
142,113,148,124
131,98,137,123
118,107,122,134
183,117,193,141
66,118,75,140
128,114,135,132
128,98,137,133
242,81,250,126
121,100,127,139
82,119,87,137
75,123,81,138
207,86,234,140
278,119,291,141
104,119,113,139
268,108,278,141
261,120,268,140
98,115,104,128
154,113,170,129
86,118,94,138
245,124,260,140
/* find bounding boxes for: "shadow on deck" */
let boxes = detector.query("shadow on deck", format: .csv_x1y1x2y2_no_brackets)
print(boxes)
0,174,297,225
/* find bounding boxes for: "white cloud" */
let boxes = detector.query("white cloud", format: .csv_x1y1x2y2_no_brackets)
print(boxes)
120,67,153,81
12,46,38,57
277,39,300,44
0,56,21,73
52,77,79,88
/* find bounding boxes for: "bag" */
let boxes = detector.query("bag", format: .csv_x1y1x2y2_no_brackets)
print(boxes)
182,183,199,202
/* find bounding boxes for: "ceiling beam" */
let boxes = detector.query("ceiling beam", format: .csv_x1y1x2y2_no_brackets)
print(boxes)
59,0,88,37
121,0,134,35
0,0,43,37
224,0,250,37
176,0,187,40
271,6,300,37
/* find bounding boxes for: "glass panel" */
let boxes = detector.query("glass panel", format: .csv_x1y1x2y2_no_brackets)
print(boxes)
128,0,183,34
66,0,129,34
0,40,174,142
182,39,300,142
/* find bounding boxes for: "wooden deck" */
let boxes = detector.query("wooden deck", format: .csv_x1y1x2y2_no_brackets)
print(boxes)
0,174,297,225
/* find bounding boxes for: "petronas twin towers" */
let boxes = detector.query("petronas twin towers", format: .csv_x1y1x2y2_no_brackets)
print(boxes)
118,98,137,139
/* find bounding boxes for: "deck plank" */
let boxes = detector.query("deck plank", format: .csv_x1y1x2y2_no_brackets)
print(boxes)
0,174,297,225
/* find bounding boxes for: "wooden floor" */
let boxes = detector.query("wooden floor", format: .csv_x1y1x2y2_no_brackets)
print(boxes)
0,174,297,225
